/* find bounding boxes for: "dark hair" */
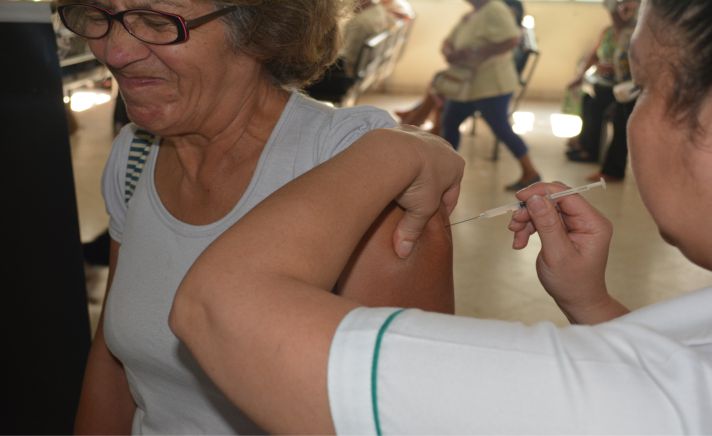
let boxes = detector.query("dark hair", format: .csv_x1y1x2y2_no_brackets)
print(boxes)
503,0,524,26
649,0,712,131
216,0,353,87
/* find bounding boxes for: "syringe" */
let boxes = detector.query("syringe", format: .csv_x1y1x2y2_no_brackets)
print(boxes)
449,178,607,226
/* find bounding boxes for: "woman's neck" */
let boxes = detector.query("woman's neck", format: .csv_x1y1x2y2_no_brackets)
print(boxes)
162,83,290,185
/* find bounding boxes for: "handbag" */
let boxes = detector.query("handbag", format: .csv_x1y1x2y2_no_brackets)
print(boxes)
432,67,473,100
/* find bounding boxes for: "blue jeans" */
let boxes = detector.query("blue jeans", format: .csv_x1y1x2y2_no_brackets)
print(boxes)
441,93,528,158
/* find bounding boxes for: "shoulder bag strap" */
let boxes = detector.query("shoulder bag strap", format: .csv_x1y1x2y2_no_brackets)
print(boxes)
124,129,156,206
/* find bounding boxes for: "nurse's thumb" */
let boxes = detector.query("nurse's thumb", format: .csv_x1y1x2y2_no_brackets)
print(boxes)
526,195,571,256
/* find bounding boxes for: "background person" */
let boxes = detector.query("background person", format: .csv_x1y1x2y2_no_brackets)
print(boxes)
585,0,640,182
58,0,454,433
304,0,391,103
170,0,712,433
395,0,524,135
398,0,541,191
439,0,540,191
565,0,639,166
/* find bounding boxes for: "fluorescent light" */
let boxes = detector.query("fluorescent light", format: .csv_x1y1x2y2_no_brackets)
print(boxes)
512,111,534,134
550,113,583,138
522,15,535,30
69,91,112,112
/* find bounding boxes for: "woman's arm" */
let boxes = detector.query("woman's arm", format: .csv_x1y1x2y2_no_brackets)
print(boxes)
447,36,521,69
170,128,463,434
567,28,606,89
75,239,136,434
336,202,454,313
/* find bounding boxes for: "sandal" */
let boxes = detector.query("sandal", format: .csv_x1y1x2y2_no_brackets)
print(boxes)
505,175,542,192
586,172,623,182
566,149,597,163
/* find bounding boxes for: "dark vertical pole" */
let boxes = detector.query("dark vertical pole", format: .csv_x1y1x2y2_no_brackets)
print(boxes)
1,2,91,434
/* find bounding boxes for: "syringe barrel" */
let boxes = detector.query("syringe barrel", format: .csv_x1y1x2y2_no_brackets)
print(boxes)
481,200,524,218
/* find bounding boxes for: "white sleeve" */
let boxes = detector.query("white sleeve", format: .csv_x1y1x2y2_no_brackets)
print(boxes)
100,124,136,244
328,307,712,434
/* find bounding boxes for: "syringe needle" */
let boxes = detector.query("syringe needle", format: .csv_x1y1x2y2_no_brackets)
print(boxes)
448,178,606,227
448,214,484,226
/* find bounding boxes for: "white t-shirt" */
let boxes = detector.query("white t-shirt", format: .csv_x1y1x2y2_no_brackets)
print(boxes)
328,288,712,434
101,92,396,434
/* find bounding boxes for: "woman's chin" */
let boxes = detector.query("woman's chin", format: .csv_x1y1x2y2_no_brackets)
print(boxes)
661,230,712,271
126,106,171,134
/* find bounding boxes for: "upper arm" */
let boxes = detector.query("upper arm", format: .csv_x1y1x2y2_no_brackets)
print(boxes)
336,203,455,314
484,3,521,44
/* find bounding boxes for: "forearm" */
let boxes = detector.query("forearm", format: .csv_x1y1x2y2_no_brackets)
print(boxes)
185,129,428,293
450,36,520,67
75,241,135,434
574,50,599,80
476,36,521,60
558,294,630,325
75,324,136,434
575,32,605,79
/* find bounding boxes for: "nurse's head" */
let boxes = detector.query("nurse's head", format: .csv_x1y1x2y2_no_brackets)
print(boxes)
627,0,712,269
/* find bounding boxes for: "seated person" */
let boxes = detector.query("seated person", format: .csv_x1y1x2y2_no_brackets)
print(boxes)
395,0,526,135
304,0,391,103
381,0,416,21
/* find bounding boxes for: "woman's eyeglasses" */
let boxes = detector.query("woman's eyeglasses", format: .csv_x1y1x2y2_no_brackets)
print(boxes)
57,3,237,45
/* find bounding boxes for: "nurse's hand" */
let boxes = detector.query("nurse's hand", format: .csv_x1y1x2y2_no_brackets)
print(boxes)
508,182,628,324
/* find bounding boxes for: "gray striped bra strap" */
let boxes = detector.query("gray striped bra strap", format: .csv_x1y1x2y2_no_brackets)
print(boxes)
124,129,156,205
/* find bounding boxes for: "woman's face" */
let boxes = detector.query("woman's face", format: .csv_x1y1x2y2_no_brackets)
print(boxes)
627,0,712,269
87,0,259,135
616,1,639,24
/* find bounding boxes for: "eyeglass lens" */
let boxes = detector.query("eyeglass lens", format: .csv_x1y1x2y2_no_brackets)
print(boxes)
60,4,182,45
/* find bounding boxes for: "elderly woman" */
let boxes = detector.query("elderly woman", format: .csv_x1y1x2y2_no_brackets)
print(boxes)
170,0,712,433
58,1,454,433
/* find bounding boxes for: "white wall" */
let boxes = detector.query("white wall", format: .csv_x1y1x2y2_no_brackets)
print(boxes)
384,0,611,100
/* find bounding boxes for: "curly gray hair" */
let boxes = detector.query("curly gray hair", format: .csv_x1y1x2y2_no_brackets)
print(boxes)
216,0,354,87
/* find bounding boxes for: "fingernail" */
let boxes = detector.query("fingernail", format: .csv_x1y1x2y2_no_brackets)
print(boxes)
527,195,547,214
397,240,414,259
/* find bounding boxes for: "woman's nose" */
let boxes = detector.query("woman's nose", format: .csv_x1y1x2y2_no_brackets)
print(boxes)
90,22,150,69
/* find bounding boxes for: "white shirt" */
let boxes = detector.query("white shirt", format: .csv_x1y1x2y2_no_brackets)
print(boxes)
101,93,396,434
328,288,712,434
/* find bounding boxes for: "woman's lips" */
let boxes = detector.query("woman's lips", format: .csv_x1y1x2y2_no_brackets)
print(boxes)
116,75,164,92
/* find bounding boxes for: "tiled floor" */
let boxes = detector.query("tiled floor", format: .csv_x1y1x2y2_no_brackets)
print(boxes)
71,91,711,334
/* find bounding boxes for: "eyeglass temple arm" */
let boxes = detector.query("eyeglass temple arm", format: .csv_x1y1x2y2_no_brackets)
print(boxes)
185,5,237,29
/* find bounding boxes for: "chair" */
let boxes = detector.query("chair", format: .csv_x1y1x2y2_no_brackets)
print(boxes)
304,19,409,107
470,25,540,160
373,19,409,88
341,29,391,107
